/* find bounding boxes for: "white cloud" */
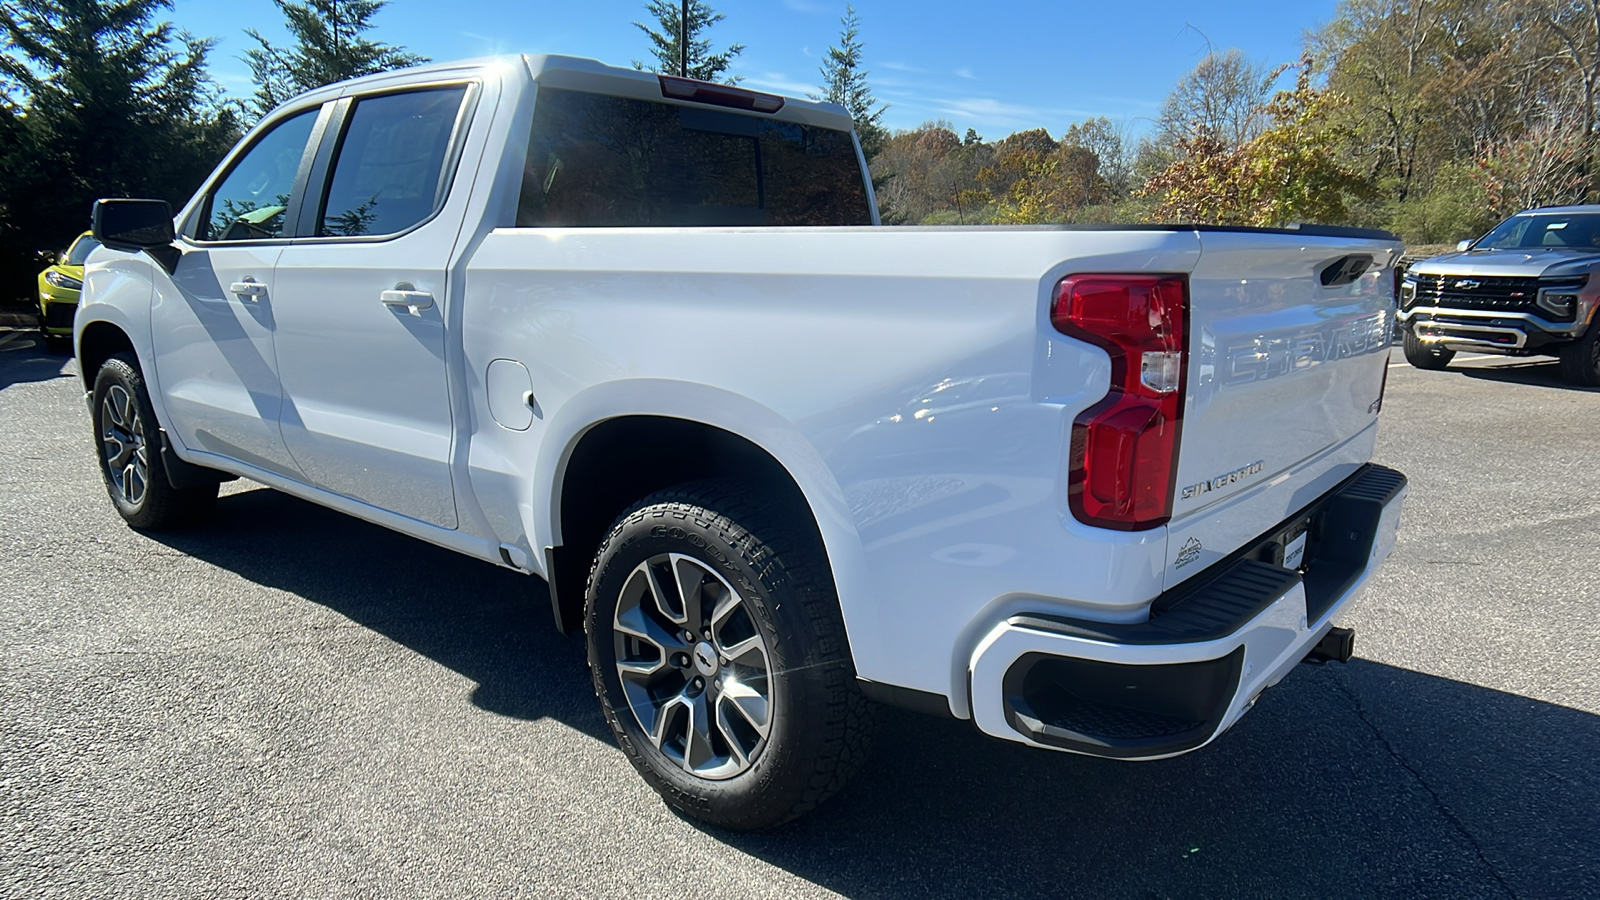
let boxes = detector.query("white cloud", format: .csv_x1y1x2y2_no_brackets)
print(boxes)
881,61,930,74
461,30,509,56
743,71,820,97
869,90,1111,132
213,69,255,93
954,67,976,80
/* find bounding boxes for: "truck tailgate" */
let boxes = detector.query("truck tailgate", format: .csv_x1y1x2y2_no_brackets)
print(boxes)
1165,229,1400,589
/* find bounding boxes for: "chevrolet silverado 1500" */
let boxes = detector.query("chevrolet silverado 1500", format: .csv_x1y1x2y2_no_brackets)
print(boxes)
76,54,1408,829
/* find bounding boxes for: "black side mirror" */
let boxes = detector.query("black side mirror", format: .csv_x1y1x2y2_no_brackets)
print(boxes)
92,199,178,272
93,198,175,250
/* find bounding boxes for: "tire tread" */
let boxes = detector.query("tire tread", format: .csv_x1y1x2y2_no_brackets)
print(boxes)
584,479,873,829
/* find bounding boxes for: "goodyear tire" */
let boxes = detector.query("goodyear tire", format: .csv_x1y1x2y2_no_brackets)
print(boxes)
1403,326,1454,370
584,479,873,830
91,353,218,530
1558,319,1600,386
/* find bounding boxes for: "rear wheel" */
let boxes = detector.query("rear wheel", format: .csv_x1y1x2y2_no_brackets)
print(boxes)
584,480,872,830
1403,326,1454,370
91,353,218,529
1557,321,1600,386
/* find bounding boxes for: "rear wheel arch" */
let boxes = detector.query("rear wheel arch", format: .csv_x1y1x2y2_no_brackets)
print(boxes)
547,415,840,635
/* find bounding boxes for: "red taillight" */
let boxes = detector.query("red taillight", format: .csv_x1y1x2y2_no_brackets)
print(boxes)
1053,274,1189,531
658,75,786,113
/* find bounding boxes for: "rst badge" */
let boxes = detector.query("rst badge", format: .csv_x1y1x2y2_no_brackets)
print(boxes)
1181,459,1265,501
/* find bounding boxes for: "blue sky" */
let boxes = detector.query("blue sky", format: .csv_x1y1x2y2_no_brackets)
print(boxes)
174,0,1341,138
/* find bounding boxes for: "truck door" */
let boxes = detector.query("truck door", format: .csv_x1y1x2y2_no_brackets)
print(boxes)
151,104,326,478
269,84,477,529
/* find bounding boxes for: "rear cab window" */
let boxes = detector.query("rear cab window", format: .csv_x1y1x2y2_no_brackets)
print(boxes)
517,87,871,227
317,86,471,237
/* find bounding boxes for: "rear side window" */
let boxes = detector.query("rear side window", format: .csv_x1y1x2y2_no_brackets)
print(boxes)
318,86,469,237
517,87,872,227
202,108,318,241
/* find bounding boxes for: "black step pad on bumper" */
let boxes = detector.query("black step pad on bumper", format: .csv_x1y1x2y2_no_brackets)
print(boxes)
1000,463,1406,758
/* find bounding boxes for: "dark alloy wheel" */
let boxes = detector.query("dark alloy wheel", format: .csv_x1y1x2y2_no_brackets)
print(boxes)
1403,325,1455,370
91,353,218,529
584,480,873,830
1558,319,1600,386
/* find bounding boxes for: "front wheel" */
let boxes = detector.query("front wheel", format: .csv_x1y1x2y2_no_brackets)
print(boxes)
1403,326,1455,370
585,480,872,830
1558,322,1600,386
91,353,218,529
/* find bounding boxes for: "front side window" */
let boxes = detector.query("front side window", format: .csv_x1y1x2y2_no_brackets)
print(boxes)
318,86,469,237
517,88,872,228
202,108,318,241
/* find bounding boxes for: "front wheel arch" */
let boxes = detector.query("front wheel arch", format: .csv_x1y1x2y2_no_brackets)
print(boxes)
78,320,137,392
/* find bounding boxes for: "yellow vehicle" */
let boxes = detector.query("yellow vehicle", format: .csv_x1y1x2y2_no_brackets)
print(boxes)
37,231,100,349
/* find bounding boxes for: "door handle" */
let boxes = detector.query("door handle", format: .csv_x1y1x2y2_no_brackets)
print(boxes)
380,287,434,313
229,279,266,300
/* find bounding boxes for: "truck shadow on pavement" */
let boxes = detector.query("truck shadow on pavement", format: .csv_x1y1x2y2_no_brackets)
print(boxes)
1454,358,1600,392
153,486,1598,900
0,330,75,390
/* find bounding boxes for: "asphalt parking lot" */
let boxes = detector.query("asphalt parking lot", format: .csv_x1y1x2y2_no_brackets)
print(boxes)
2,330,1596,899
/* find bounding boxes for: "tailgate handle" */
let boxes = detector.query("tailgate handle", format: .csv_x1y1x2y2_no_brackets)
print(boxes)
1320,255,1373,287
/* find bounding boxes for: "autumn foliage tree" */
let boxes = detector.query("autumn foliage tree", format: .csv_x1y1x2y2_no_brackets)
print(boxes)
1139,59,1370,227
981,139,1108,224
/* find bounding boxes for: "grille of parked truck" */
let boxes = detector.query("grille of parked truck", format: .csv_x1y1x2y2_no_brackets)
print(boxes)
72,54,1408,829
1399,205,1600,384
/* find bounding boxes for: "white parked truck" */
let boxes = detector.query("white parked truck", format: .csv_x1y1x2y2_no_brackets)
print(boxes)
76,55,1408,829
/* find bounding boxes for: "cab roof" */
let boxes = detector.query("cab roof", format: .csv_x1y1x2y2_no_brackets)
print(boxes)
280,53,856,132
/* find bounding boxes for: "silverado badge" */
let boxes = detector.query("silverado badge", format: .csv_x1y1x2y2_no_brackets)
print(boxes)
1181,460,1266,500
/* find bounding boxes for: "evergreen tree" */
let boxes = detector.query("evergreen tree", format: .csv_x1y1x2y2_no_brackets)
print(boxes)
814,5,886,157
245,0,427,117
632,0,743,85
0,0,238,301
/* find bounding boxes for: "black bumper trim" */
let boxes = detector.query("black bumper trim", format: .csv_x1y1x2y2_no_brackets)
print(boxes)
1003,648,1245,759
1014,463,1405,646
998,463,1405,757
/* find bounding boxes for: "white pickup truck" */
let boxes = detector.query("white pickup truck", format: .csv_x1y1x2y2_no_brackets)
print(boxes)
77,54,1407,829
